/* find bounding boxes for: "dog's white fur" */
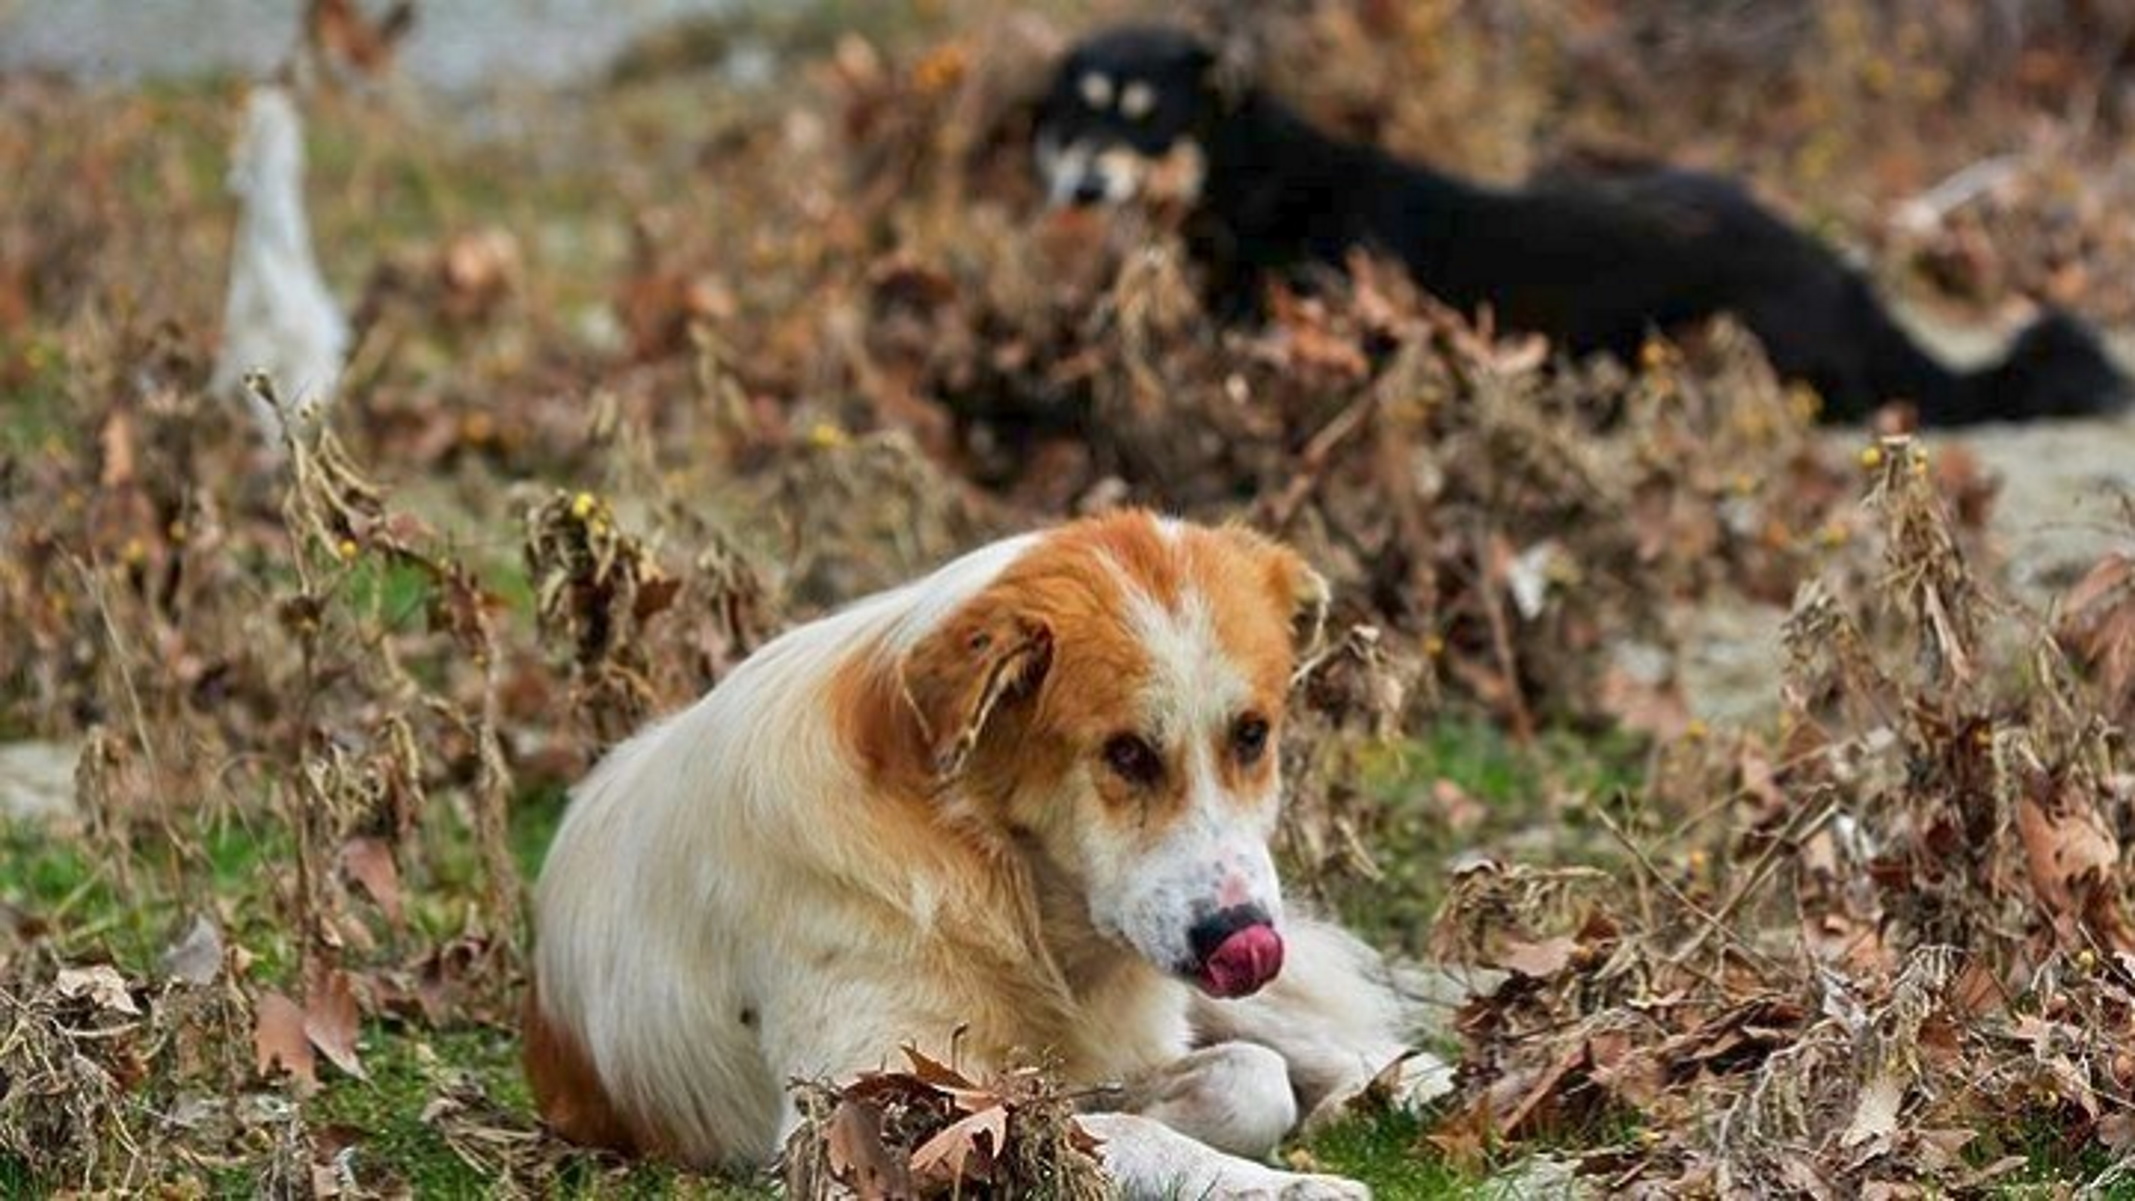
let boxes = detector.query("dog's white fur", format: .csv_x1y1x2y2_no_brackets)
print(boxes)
527,512,1448,1198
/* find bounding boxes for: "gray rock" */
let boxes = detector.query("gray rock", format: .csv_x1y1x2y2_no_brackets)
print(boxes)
0,741,79,821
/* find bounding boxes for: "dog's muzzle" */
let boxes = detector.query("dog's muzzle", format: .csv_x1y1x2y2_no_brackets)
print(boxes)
1186,903,1283,998
1036,137,1141,208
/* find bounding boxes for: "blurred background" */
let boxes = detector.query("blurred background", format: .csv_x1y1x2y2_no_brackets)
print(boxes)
2,1,2133,1195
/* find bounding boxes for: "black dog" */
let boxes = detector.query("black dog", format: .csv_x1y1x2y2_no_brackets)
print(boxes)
1035,25,2130,426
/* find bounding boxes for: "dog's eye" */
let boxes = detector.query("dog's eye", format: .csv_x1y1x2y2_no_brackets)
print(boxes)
1102,733,1163,785
1232,715,1271,765
1079,71,1114,111
1120,81,1156,121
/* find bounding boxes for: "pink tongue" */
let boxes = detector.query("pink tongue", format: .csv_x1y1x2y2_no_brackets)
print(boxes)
1197,925,1285,998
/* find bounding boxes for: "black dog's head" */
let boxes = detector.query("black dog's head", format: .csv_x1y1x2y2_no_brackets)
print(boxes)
1034,25,1221,208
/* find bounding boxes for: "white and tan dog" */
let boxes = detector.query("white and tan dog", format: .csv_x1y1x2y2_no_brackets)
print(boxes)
525,511,1445,1198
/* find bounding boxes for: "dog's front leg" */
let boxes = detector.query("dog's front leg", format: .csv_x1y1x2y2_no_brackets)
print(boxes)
1080,1112,1368,1200
1190,919,1456,1127
1117,1041,1296,1158
1091,1040,1368,1199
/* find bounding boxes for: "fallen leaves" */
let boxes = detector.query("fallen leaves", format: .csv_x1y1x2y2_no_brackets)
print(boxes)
2015,773,2122,938
0,956,157,1180
54,963,140,1015
253,969,367,1094
304,969,367,1082
786,1048,1104,1201
1838,1068,1904,1151
254,991,319,1095
1496,935,1582,980
339,836,403,926
2058,551,2135,725
1426,439,2135,1194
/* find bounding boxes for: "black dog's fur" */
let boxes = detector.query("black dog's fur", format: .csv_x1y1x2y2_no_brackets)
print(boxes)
1036,26,2129,426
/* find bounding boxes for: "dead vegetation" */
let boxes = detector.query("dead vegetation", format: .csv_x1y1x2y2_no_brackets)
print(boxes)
1,0,2131,1193
785,1048,1108,1201
1429,439,2135,1193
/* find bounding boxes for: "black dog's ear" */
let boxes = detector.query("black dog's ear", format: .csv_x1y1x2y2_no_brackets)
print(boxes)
1199,31,1253,110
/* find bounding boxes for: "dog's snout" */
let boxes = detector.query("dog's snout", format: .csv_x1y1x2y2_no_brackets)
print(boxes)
1188,903,1272,965
1069,176,1109,206
1187,904,1282,999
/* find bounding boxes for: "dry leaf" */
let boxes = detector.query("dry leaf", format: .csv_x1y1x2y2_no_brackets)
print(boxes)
1841,1068,1903,1149
255,990,319,1094
1498,935,1581,979
2015,787,2118,921
901,1044,977,1089
440,227,520,311
1430,778,1487,832
305,968,367,1081
1597,660,1692,738
909,1103,1007,1185
826,1098,911,1200
307,0,415,77
340,836,404,924
55,964,140,1015
97,411,137,489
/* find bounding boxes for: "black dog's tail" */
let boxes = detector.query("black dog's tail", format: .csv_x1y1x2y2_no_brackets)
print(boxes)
1856,284,2131,426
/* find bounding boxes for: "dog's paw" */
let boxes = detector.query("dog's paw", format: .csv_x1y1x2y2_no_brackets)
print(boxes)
1301,1050,1456,1135
1275,1173,1372,1200
1206,1164,1370,1201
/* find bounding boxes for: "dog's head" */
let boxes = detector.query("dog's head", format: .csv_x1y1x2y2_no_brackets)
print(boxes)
876,512,1327,999
1034,25,1223,209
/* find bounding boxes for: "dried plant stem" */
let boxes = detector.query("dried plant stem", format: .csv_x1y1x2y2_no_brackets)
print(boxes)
68,556,174,890
1671,798,1838,966
1261,390,1381,529
1473,524,1535,743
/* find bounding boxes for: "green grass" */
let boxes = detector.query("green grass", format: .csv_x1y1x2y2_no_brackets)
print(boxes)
1301,1109,1473,1197
1969,1114,2126,1195
299,1024,773,1198
0,797,773,1197
0,334,76,459
1315,718,1647,958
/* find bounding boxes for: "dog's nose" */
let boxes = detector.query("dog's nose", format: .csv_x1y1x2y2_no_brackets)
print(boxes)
1188,903,1272,964
1188,904,1283,998
1069,176,1108,206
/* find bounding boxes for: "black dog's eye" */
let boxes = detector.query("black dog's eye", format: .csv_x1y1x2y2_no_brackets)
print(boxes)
1102,734,1164,786
1120,81,1157,121
1232,714,1271,765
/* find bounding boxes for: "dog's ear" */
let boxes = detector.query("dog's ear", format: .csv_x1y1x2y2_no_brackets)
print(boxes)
1284,558,1332,668
1197,30,1253,111
897,599,1055,783
1216,524,1331,669
1271,552,1331,674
